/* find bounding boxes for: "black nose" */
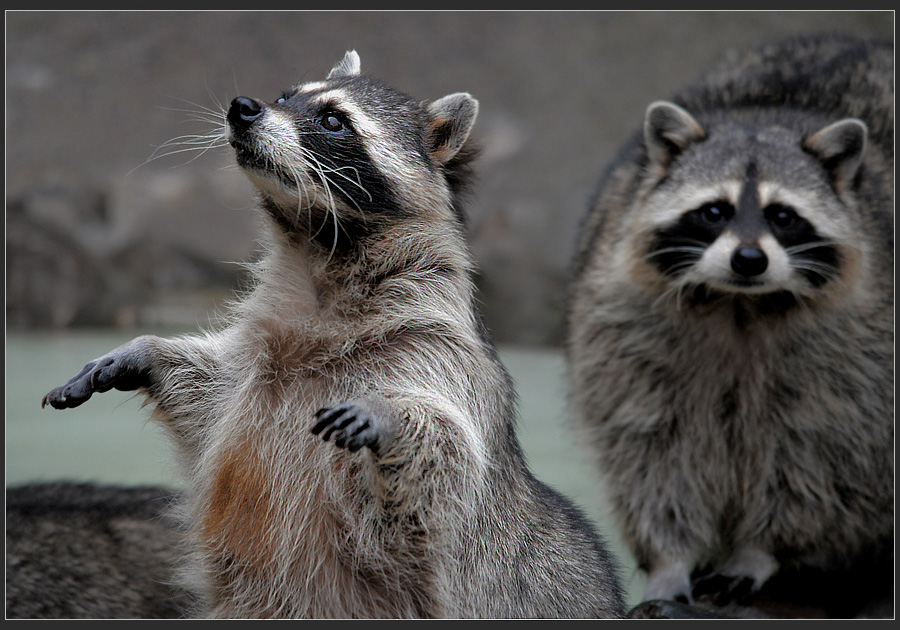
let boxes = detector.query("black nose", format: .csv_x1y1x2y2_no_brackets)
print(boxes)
731,246,768,277
227,96,263,128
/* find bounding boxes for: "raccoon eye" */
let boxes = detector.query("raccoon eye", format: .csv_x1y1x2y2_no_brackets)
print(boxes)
765,204,797,229
320,112,344,132
698,202,733,224
275,91,292,105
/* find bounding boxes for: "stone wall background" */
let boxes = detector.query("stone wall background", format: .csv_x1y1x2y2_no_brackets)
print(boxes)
6,11,893,345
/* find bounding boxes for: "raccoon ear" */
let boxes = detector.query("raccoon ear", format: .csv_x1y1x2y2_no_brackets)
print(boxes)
426,93,479,165
803,118,867,194
644,101,706,170
327,50,361,79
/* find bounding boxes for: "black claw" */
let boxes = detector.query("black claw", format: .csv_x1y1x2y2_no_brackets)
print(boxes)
311,406,348,435
322,414,352,441
347,431,376,453
311,402,380,453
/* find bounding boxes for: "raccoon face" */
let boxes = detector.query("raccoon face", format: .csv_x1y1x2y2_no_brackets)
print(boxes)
635,101,866,301
226,50,478,250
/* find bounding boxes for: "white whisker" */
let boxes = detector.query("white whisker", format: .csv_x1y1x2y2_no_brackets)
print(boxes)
129,101,229,175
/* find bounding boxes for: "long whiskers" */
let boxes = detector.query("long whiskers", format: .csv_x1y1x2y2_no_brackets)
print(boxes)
129,99,230,175
279,141,375,261
268,144,365,262
784,239,841,286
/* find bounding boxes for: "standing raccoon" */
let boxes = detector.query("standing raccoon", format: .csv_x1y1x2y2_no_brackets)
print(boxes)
567,35,893,612
42,51,624,619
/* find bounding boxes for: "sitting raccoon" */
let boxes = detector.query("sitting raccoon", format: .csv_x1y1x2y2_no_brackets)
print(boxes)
567,34,893,612
42,52,625,619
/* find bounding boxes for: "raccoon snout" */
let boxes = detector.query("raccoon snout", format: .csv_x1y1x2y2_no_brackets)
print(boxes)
730,246,768,277
228,96,264,129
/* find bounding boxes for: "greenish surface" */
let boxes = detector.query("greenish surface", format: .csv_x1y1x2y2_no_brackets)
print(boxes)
5,329,644,607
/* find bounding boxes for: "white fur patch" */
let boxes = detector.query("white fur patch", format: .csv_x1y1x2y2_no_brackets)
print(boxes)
256,108,301,140
297,81,328,93
644,558,693,602
692,231,739,284
758,182,845,241
310,88,383,140
757,232,792,286
718,546,779,589
645,181,741,227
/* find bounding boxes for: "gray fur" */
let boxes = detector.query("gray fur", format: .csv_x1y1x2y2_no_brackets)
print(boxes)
567,34,893,613
426,93,479,164
643,100,706,170
42,53,625,619
6,483,189,619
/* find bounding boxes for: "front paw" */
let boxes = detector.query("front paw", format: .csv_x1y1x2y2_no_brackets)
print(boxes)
311,402,382,453
691,546,776,606
692,572,757,606
42,351,149,410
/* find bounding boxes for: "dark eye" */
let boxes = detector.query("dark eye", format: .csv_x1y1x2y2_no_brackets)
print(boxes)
275,91,292,105
698,202,733,224
320,112,344,132
765,205,797,229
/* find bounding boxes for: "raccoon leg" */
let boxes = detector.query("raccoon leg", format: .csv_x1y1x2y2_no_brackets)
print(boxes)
644,557,694,604
41,333,221,454
691,546,779,605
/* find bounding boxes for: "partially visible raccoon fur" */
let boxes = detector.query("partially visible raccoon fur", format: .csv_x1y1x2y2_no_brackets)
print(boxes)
567,34,893,613
42,52,625,619
6,483,187,619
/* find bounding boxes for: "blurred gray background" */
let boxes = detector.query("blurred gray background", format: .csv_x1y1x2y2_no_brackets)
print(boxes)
5,11,894,345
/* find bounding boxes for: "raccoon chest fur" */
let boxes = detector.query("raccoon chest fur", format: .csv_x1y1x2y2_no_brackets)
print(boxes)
193,354,439,618
197,445,433,617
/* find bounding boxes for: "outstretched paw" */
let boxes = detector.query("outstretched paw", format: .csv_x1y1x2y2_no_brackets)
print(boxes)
42,351,149,410
311,402,382,453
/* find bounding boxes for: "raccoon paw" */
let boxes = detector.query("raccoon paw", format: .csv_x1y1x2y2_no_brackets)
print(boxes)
628,599,728,619
691,547,776,606
691,573,758,606
41,349,150,410
312,402,383,453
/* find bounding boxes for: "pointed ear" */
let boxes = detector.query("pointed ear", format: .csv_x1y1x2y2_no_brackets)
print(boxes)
426,93,479,165
803,118,867,194
327,50,361,79
644,101,705,171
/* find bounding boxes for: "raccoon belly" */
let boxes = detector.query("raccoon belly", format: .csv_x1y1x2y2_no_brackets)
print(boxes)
194,425,439,618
